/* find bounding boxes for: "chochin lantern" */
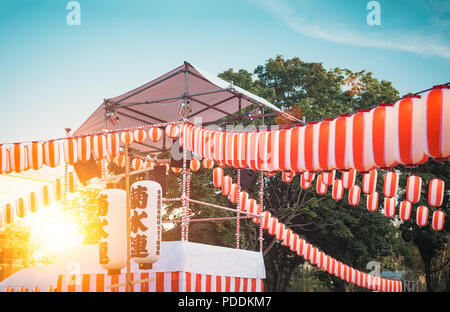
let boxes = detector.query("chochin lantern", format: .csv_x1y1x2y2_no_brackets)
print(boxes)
98,188,127,275
130,181,162,269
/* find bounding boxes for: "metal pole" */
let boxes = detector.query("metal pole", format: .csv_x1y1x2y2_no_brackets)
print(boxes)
124,144,131,292
236,169,241,249
64,128,71,199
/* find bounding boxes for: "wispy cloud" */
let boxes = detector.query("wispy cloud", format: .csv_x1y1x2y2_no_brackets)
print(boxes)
249,0,450,60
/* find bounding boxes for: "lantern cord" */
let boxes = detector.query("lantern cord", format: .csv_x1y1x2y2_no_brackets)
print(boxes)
258,172,265,252
0,120,184,146
162,215,255,224
187,198,261,218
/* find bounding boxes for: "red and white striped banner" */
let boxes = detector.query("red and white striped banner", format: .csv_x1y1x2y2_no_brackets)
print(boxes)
53,272,263,292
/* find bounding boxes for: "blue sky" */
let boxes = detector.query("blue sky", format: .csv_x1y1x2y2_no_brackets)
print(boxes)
0,0,449,143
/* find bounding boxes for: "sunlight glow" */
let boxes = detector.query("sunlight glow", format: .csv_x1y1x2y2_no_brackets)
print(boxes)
24,203,84,262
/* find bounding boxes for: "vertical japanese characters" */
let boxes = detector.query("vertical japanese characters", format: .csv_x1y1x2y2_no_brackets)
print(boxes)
130,181,162,266
98,189,127,274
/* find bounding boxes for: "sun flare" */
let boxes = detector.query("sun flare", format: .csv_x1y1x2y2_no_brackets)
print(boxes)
24,203,84,262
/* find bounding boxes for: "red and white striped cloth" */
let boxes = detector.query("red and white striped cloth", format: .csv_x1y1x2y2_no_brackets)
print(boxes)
52,272,263,292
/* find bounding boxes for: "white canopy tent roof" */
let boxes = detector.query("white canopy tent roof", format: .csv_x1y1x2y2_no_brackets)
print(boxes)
74,62,298,154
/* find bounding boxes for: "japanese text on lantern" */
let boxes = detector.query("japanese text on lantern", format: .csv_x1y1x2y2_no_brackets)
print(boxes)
98,194,110,264
131,185,149,258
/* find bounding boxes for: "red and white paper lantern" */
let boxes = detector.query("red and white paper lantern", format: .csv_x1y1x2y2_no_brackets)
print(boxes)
148,128,163,142
98,188,127,274
428,178,444,207
393,94,428,167
76,137,91,162
334,114,354,171
384,197,396,218
132,158,143,170
221,175,232,196
383,171,399,198
362,169,377,194
371,103,398,169
342,168,357,189
300,174,312,190
133,129,147,143
9,143,26,172
416,205,429,227
421,85,450,160
190,158,201,172
28,191,38,213
316,174,328,195
229,183,239,204
432,210,445,231
202,159,214,169
0,145,8,174
15,198,26,218
348,185,361,206
322,170,336,186
28,142,44,170
213,167,223,188
399,200,412,221
3,203,14,224
106,133,120,158
44,140,60,168
120,131,134,145
262,211,272,229
165,124,180,138
366,192,379,212
282,171,295,183
92,135,107,161
406,175,422,204
332,179,344,201
352,109,376,173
